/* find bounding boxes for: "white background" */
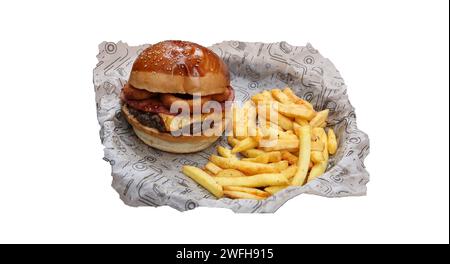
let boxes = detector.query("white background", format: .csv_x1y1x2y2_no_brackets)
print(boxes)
0,0,448,244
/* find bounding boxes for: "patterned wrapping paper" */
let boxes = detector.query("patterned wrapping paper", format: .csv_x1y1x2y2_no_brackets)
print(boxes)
93,41,370,213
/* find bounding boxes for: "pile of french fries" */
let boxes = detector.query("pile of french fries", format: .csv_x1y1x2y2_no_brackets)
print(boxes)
182,87,338,200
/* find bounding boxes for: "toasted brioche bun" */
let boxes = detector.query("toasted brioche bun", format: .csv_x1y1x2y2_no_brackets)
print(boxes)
129,40,229,96
122,104,223,153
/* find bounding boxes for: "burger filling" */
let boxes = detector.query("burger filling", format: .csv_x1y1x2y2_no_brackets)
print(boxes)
121,84,234,133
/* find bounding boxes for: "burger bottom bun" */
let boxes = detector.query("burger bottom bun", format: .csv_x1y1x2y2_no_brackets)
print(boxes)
132,128,219,153
122,104,223,153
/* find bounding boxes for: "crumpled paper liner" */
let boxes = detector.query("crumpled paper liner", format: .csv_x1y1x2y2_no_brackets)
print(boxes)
93,41,370,213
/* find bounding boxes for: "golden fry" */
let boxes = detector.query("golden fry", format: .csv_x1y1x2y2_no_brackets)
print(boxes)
242,153,270,164
232,137,258,153
216,169,246,178
241,148,265,158
264,186,288,195
327,128,338,154
291,125,311,186
294,117,310,126
223,186,270,197
308,128,329,182
242,149,282,163
281,151,299,165
182,166,224,198
271,88,292,104
282,87,315,110
210,155,279,175
310,109,329,127
227,136,240,147
247,102,257,137
234,106,248,139
217,146,237,159
251,93,265,103
275,113,294,131
257,103,292,131
262,90,274,101
261,139,299,151
223,190,266,200
263,151,283,163
255,126,279,143
279,131,298,141
204,162,223,175
317,127,328,148
293,123,301,137
307,162,327,183
311,151,325,163
269,160,289,172
214,173,288,187
281,165,298,179
276,102,316,120
311,138,324,151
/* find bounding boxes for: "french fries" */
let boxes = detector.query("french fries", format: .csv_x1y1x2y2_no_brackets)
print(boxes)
271,88,292,104
293,122,302,137
261,139,299,152
204,162,222,175
278,131,298,140
308,128,329,183
310,109,329,127
242,149,282,163
257,103,293,131
242,153,270,164
294,117,309,126
227,136,240,147
274,113,294,131
251,93,266,103
282,87,314,110
247,102,257,137
223,190,266,200
276,102,316,120
327,128,338,154
232,137,258,153
223,186,270,197
233,106,248,139
182,87,339,200
214,173,288,187
252,90,274,104
182,166,224,198
310,141,324,151
307,162,327,183
269,160,289,172
311,129,325,151
281,151,299,165
241,148,265,158
210,155,279,175
311,151,324,163
217,146,237,159
264,186,288,195
281,165,298,179
216,169,246,178
291,125,311,186
262,90,274,101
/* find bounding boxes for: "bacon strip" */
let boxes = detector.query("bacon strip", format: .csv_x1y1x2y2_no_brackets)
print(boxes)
121,85,234,116
122,83,154,100
124,98,172,114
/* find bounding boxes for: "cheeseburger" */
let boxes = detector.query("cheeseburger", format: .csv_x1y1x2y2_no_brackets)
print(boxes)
121,40,234,153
